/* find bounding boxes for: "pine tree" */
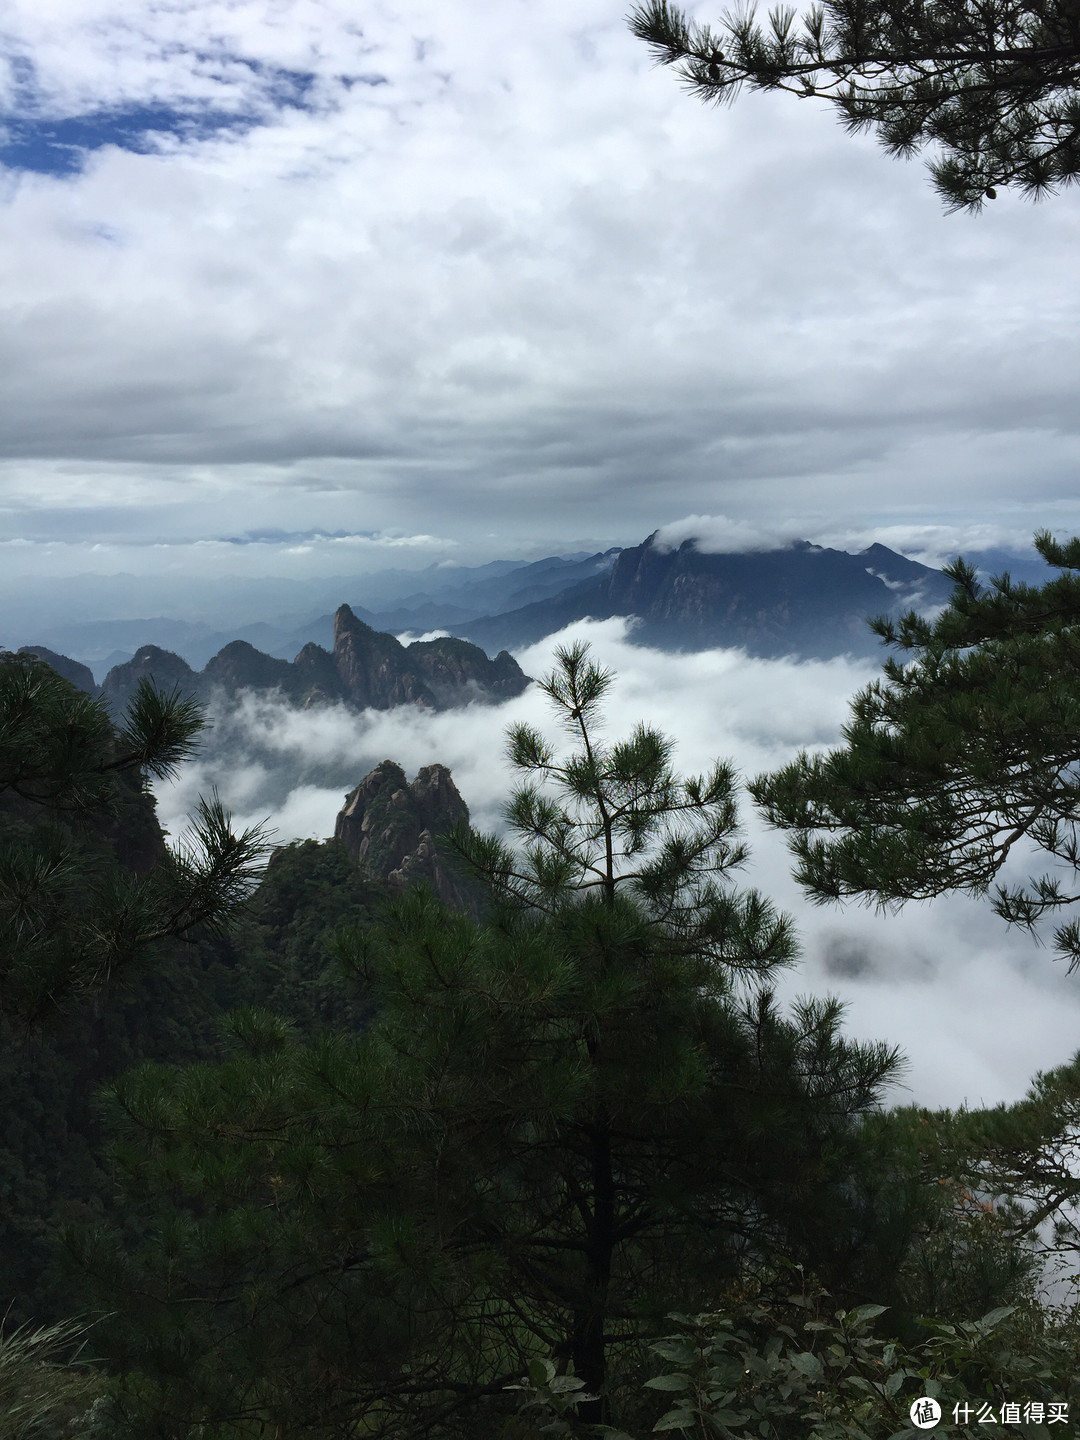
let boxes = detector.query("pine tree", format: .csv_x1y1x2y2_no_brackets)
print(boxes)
749,532,1080,970
79,644,901,1437
0,651,267,1024
629,0,1080,209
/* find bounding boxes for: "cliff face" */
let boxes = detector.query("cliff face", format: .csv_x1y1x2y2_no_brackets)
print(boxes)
332,606,437,710
96,608,530,717
601,539,901,650
330,609,532,711
407,635,531,707
201,641,299,699
292,642,346,707
334,760,475,910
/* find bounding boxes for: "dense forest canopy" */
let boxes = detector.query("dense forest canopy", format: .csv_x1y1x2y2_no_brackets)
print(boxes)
2,633,1080,1436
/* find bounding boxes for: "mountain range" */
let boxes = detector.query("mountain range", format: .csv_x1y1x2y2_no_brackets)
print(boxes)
10,551,620,676
451,534,957,658
24,606,530,716
13,529,1033,700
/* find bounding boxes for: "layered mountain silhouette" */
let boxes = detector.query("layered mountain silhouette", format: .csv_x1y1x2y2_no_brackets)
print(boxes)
12,551,623,674
65,606,530,715
451,535,957,659
16,531,968,691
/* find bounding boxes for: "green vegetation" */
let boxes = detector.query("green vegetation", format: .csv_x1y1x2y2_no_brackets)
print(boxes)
750,532,1080,968
65,645,903,1434
1,638,1079,1437
521,1289,1080,1438
0,1319,104,1440
629,0,1080,209
0,651,266,1025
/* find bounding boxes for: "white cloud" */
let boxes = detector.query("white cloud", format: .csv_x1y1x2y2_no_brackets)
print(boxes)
652,515,806,554
632,513,1055,570
154,620,1080,1111
0,0,1078,590
397,629,452,644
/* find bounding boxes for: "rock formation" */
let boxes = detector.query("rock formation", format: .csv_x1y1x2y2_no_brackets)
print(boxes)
334,760,476,910
96,607,530,717
407,635,533,707
201,641,298,698
332,606,438,709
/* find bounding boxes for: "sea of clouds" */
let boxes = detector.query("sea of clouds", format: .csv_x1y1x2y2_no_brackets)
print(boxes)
155,618,1080,1113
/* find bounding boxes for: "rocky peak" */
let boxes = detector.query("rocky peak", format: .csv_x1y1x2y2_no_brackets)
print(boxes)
100,646,196,711
202,640,297,697
292,642,346,707
332,606,438,710
334,759,474,910
406,635,530,707
95,610,529,717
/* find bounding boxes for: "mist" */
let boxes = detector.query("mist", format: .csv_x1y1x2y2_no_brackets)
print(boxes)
155,617,1080,1112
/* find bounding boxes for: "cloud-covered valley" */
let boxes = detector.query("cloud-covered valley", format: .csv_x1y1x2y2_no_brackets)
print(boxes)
155,619,1080,1114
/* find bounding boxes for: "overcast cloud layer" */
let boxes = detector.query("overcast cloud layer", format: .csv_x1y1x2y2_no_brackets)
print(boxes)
154,622,1080,1113
1,0,1078,609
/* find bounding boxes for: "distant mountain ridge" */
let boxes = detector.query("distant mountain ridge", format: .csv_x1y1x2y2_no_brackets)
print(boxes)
452,534,957,659
47,606,530,715
12,551,623,675
17,531,992,687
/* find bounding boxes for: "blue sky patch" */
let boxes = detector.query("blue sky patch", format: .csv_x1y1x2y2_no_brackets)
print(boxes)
0,105,258,175
0,56,324,176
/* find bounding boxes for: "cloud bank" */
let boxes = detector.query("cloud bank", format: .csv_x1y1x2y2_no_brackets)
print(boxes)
155,619,1080,1112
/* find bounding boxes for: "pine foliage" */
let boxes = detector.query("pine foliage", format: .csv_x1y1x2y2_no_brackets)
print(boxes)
750,533,1080,969
629,0,1080,208
0,652,267,1024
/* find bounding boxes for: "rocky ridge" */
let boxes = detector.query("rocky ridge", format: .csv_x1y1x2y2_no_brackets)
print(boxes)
95,605,530,716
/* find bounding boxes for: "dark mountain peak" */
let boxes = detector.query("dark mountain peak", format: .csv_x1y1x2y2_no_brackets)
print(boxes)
330,604,528,710
860,542,902,562
411,762,469,836
332,605,436,710
857,543,952,591
292,642,344,705
18,646,98,696
100,646,195,708
332,603,371,642
96,606,521,718
405,634,530,706
202,640,295,695
334,760,474,910
456,530,957,660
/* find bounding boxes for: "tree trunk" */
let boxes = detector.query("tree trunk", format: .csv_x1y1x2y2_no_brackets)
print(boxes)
573,1117,615,1426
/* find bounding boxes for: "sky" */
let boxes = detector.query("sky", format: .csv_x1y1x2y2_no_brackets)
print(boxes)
156,619,1080,1114
1,0,1079,617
